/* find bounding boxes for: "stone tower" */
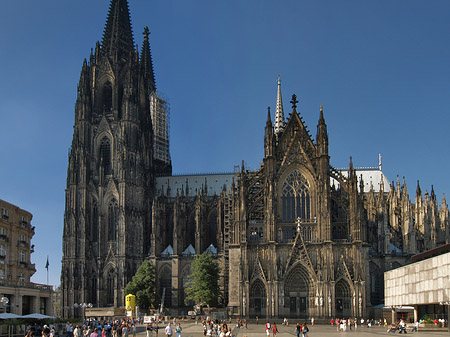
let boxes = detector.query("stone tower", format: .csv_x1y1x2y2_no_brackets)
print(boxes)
61,0,169,317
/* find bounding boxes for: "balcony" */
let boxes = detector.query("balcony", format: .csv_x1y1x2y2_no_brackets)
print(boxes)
0,235,8,242
1,215,8,221
0,278,52,291
18,241,28,248
19,262,28,268
20,220,28,228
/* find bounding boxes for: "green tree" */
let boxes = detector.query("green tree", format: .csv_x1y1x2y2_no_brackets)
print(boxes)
185,252,221,307
124,260,158,310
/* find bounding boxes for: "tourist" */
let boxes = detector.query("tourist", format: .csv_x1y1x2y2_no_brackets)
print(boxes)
295,323,301,337
175,324,182,337
301,323,309,337
265,321,271,336
272,323,278,337
90,329,99,337
311,317,314,326
165,323,172,337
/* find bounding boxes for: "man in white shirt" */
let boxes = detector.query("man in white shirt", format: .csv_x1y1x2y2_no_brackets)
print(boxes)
165,323,172,337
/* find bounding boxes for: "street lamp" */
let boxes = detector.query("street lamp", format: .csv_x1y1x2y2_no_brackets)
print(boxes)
1,296,8,313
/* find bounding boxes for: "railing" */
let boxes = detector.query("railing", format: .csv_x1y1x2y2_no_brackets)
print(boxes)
0,279,52,291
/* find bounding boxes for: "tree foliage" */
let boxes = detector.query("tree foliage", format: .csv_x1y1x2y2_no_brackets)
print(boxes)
124,260,158,310
185,253,221,307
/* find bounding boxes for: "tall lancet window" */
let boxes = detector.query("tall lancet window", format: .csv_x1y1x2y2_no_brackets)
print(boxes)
102,81,113,113
99,137,111,175
108,199,118,241
281,170,311,222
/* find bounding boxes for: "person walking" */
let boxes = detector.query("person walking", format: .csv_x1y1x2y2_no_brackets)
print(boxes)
301,323,308,337
175,324,182,337
295,323,302,337
165,323,172,337
272,323,278,337
265,321,271,337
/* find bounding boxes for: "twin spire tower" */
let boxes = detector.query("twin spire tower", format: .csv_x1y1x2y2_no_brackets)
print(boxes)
61,0,170,316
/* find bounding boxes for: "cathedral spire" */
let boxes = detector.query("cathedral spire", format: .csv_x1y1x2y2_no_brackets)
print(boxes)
102,0,135,60
141,26,156,93
274,75,285,136
316,104,328,155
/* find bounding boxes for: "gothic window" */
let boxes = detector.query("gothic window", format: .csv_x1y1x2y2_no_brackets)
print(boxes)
207,209,218,248
102,81,113,113
99,137,111,175
281,170,310,222
108,200,118,241
106,270,115,306
369,262,383,305
159,265,172,308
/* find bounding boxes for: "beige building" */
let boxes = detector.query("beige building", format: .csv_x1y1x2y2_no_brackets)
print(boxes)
385,244,450,323
0,199,53,315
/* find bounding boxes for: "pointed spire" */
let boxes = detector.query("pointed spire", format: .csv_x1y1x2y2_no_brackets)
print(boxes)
416,180,421,197
290,94,298,113
274,75,285,136
266,106,272,127
102,0,135,60
316,104,328,154
431,185,436,200
442,193,447,208
141,26,156,93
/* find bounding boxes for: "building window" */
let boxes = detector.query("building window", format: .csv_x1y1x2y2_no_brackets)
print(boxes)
99,137,111,175
18,273,25,284
102,81,113,113
20,234,26,242
108,200,118,241
0,245,6,257
281,170,311,222
19,250,26,263
20,216,27,227
1,209,8,221
0,269,5,279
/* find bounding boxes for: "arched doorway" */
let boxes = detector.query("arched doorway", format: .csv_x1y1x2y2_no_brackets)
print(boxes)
335,279,352,318
284,264,310,318
159,265,172,308
249,279,266,318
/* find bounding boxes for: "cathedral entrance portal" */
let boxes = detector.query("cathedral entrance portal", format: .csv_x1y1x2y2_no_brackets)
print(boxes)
335,280,352,318
284,264,310,318
250,279,266,318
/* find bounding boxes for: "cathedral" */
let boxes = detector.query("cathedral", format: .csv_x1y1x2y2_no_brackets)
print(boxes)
61,0,450,319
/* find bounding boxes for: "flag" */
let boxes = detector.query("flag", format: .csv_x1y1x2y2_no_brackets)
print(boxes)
45,256,49,270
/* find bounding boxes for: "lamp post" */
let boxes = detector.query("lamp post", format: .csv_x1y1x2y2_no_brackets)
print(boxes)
439,301,450,332
1,296,9,313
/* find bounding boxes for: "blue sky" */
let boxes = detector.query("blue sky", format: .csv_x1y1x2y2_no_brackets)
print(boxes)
1,0,450,287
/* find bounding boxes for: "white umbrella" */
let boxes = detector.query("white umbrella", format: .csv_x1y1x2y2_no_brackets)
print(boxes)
0,313,22,319
22,313,53,319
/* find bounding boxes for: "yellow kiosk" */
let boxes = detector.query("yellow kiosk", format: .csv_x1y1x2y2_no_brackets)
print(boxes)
125,294,136,318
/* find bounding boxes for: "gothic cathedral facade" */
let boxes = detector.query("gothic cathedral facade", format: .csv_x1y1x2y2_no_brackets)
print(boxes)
61,0,450,319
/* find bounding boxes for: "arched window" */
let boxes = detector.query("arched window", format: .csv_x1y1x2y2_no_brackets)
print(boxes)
108,200,118,241
106,270,115,306
102,81,113,112
282,170,310,222
99,137,111,175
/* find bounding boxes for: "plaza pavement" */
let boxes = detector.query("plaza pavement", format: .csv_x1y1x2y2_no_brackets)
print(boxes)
136,323,450,337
